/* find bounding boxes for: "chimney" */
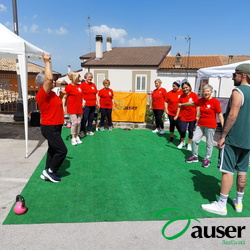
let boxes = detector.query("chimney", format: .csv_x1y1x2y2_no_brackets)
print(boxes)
175,53,181,68
228,55,233,64
95,35,103,59
67,65,71,73
106,37,112,51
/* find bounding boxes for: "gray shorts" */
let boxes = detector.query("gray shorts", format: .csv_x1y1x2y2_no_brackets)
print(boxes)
218,144,250,174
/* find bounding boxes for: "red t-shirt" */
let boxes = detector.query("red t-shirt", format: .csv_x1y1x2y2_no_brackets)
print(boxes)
65,83,83,114
166,89,183,116
179,92,198,121
36,87,64,125
80,82,97,106
98,88,114,109
151,87,168,110
195,97,222,128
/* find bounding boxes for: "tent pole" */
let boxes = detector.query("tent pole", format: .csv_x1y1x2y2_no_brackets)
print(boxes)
18,55,29,158
218,77,221,97
12,0,24,122
12,0,19,35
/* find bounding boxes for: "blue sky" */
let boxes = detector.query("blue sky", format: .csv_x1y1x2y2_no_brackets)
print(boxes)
1,0,250,74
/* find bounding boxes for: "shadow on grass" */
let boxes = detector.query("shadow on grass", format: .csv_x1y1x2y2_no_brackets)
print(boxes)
65,134,71,141
58,157,71,178
189,169,234,208
189,169,221,202
165,142,194,161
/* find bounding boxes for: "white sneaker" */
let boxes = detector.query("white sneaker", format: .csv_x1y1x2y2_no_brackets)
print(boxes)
87,131,95,136
100,127,104,131
40,174,49,181
201,201,227,216
187,144,192,151
108,127,112,131
152,129,159,133
75,136,82,144
71,138,77,146
159,129,165,135
177,142,185,149
233,199,243,213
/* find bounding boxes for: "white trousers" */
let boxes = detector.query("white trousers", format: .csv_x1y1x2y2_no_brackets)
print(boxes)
192,126,215,160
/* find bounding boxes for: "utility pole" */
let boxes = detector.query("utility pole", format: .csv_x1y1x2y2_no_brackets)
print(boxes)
175,35,191,80
12,0,24,121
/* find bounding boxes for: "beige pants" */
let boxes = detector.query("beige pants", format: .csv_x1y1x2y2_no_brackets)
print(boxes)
70,114,82,135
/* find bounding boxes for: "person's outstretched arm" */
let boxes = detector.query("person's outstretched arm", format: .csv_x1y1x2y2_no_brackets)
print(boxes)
42,52,53,93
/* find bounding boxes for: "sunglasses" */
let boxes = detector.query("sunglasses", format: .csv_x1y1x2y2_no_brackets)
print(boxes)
233,72,243,77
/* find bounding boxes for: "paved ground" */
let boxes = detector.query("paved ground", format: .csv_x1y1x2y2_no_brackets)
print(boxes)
0,122,249,249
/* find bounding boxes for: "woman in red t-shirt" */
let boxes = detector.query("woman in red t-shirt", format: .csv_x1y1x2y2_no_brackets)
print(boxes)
79,72,98,136
165,81,183,142
65,71,84,146
35,53,67,183
175,82,198,151
98,79,114,131
185,84,224,167
150,78,168,134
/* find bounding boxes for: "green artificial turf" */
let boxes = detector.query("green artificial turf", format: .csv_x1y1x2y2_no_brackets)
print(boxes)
3,128,250,224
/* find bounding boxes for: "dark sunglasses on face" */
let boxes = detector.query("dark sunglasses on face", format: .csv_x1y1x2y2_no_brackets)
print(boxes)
233,72,243,77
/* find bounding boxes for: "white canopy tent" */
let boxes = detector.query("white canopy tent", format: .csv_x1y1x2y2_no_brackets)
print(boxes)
0,23,49,157
195,59,250,96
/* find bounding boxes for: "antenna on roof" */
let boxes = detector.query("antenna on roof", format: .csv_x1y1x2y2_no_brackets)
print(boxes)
88,16,91,52
175,35,191,79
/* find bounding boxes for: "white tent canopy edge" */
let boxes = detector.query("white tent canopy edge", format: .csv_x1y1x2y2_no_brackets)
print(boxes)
0,23,49,158
195,59,250,95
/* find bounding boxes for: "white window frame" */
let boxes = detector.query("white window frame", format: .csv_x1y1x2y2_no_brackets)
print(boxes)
93,70,108,89
135,74,147,93
96,73,106,90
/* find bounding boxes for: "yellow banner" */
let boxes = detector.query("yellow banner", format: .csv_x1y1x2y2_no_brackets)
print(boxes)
112,92,147,122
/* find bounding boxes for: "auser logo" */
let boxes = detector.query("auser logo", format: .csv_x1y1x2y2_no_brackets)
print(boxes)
155,208,246,240
114,101,138,111
123,106,138,110
155,208,200,240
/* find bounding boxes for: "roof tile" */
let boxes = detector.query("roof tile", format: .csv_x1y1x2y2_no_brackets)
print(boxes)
80,46,171,67
0,58,60,74
159,55,225,70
